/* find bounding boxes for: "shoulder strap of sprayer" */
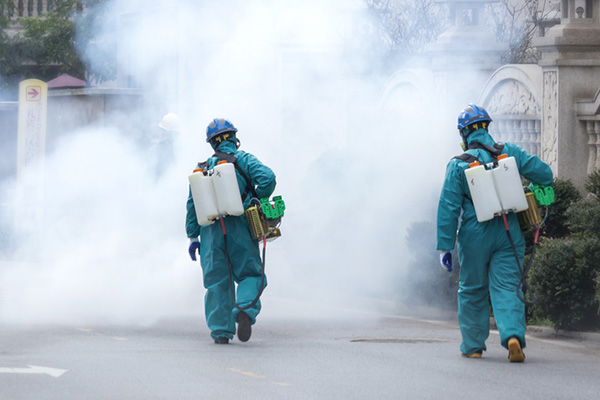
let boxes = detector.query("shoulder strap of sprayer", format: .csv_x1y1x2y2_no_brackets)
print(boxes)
196,160,209,171
212,151,259,201
453,142,506,202
453,142,505,166
454,153,479,164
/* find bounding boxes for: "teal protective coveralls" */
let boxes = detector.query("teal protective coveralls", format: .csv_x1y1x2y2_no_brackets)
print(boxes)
186,140,276,340
437,129,552,355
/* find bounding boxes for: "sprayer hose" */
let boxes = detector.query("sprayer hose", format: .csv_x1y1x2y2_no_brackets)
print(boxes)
502,214,536,306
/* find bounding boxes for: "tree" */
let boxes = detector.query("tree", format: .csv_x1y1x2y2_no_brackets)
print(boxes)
363,0,560,66
0,0,116,96
17,1,87,80
0,7,23,92
489,0,560,64
364,0,448,65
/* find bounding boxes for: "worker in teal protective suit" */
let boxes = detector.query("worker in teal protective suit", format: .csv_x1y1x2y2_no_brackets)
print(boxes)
186,118,276,344
437,104,553,362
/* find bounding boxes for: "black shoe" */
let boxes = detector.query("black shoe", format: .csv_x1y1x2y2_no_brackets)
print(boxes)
214,337,229,344
237,311,252,342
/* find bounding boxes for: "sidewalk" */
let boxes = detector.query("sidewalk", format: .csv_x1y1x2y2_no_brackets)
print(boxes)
385,299,600,345
526,324,600,343
487,315,600,343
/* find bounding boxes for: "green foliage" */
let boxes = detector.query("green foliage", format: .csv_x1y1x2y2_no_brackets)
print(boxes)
0,0,16,18
0,9,16,90
529,235,600,331
596,272,600,313
596,274,600,311
584,169,600,196
0,15,8,69
541,178,581,239
565,196,600,234
0,0,115,93
529,192,600,331
19,3,86,79
526,175,600,331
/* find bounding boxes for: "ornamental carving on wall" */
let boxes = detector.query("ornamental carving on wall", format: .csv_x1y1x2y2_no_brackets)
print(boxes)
542,71,558,168
485,80,540,116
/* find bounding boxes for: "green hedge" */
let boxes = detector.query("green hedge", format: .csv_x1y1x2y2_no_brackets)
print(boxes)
527,175,600,331
584,168,600,196
540,178,581,239
529,235,600,330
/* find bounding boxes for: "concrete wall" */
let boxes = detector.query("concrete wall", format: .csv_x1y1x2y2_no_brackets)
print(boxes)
0,88,144,183
45,88,146,153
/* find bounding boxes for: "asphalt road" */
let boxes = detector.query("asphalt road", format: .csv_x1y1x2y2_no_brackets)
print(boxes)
1,296,600,400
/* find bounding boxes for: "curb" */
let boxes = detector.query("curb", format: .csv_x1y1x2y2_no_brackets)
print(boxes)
526,325,600,343
491,317,600,343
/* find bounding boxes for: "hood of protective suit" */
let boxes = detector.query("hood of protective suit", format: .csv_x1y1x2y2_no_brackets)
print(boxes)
211,138,238,152
465,128,495,149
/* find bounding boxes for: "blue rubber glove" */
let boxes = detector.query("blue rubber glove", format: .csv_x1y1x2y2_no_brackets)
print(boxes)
188,238,200,261
439,251,452,272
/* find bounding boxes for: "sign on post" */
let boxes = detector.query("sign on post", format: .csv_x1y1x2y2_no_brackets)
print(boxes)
16,79,48,234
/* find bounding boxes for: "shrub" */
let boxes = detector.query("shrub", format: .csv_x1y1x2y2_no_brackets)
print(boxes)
584,168,600,196
541,178,581,239
565,195,600,235
529,235,600,331
569,193,600,321
596,274,600,313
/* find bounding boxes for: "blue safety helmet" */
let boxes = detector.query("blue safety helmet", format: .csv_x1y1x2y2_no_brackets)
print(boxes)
457,103,492,130
206,118,238,143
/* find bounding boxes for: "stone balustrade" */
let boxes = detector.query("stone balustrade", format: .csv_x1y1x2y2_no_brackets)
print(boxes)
490,118,542,157
584,121,600,173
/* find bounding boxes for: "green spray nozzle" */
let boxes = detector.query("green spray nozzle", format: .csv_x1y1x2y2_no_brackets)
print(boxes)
531,184,555,206
261,195,286,219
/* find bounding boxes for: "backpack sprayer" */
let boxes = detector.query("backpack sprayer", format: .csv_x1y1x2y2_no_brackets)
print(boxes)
245,195,286,241
464,154,555,305
519,184,555,227
511,184,554,305
188,160,285,311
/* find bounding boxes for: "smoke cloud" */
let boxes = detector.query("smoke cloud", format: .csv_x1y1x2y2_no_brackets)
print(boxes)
0,0,463,325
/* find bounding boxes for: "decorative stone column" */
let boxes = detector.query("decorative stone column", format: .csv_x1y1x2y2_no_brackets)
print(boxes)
534,0,600,190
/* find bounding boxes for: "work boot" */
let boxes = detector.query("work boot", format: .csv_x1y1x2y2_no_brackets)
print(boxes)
214,337,229,344
508,337,525,362
461,350,483,359
237,311,252,342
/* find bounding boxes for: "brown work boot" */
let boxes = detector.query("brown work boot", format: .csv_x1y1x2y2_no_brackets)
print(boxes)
508,337,525,362
461,350,483,358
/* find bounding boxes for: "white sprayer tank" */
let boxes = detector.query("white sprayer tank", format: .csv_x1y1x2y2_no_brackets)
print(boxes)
465,163,503,222
211,162,245,217
464,154,528,222
492,155,528,213
188,170,219,225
